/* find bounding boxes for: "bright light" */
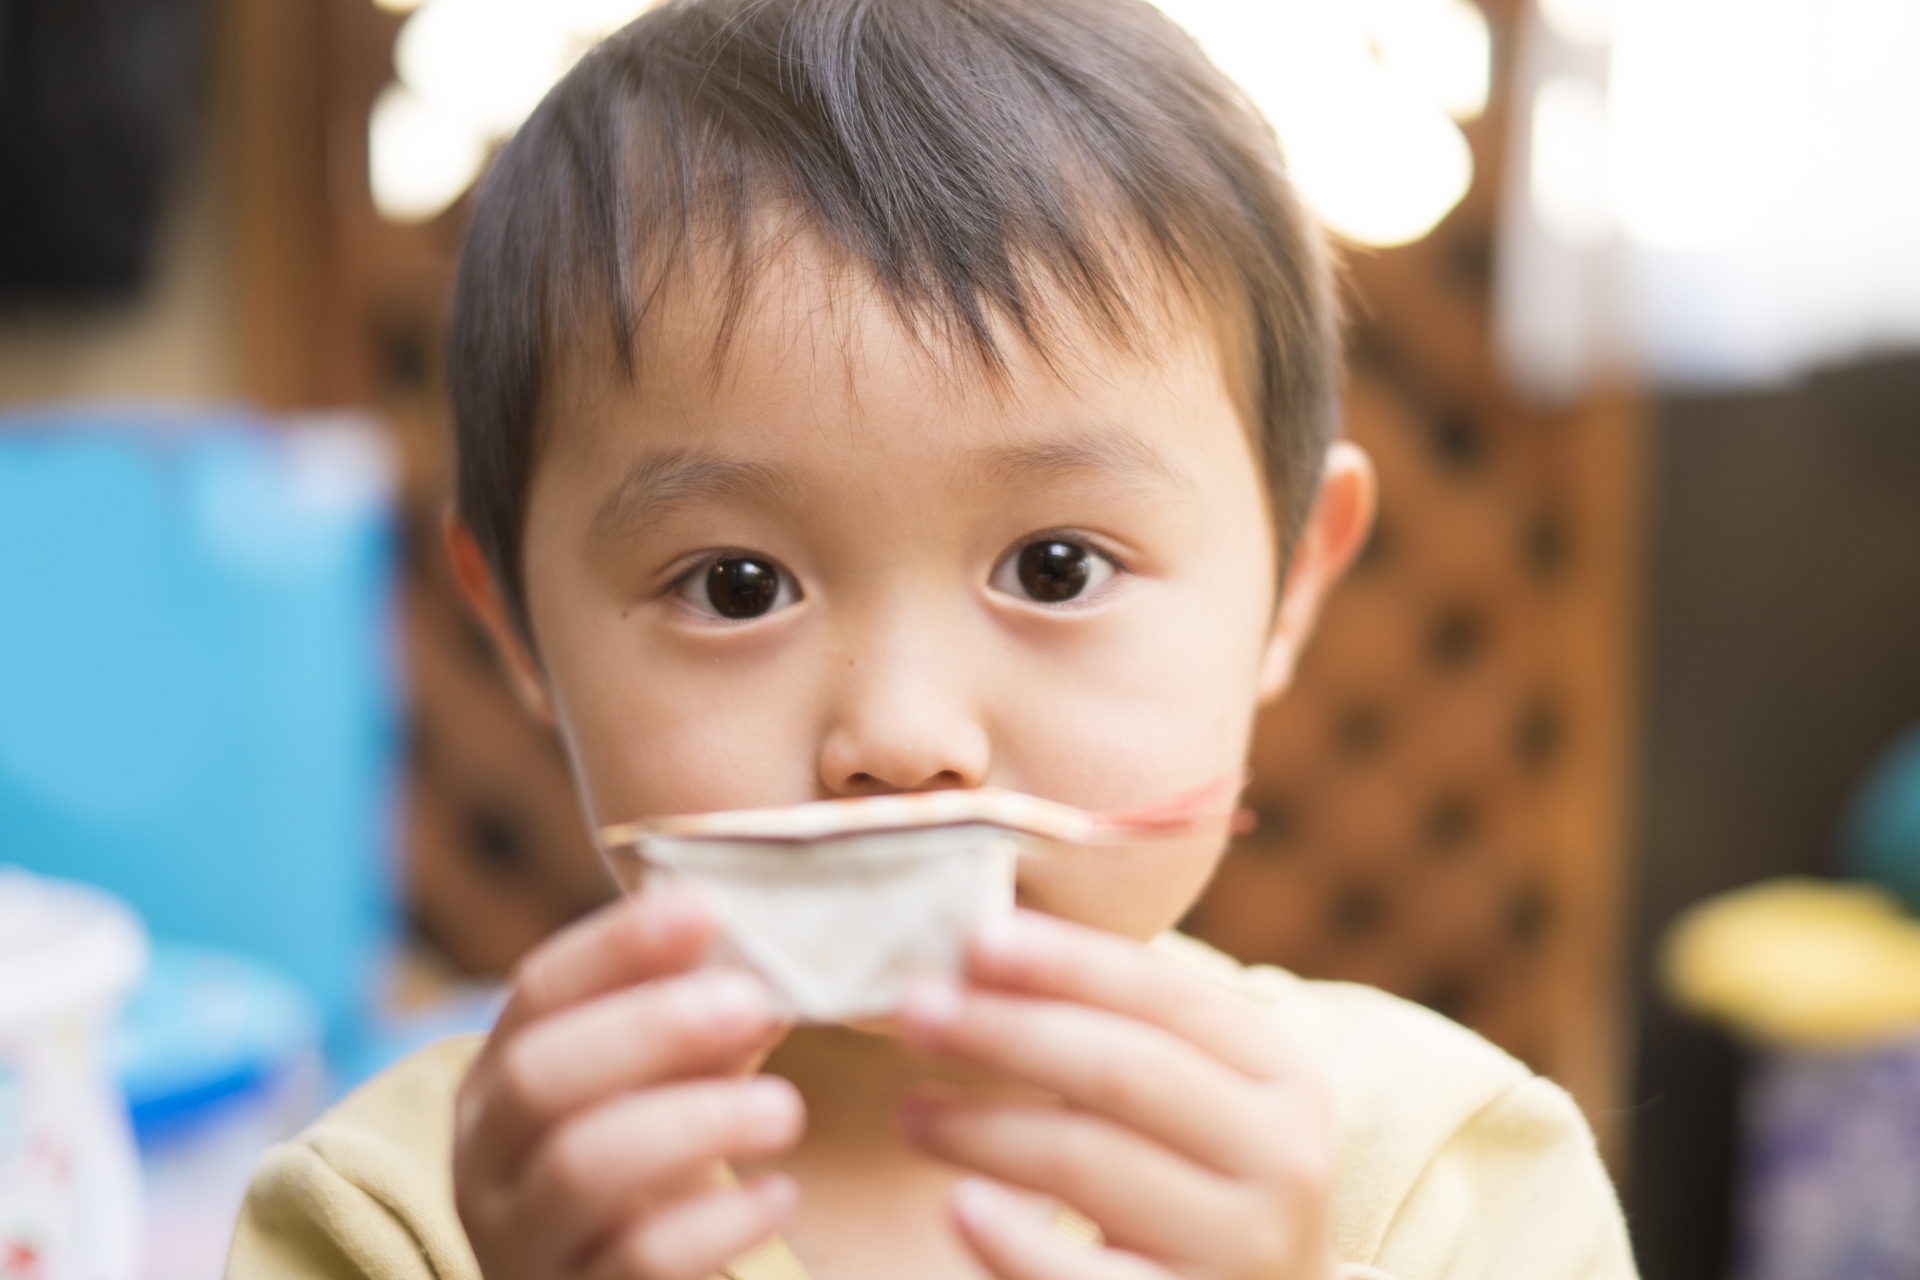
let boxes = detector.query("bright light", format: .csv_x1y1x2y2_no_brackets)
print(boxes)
1606,0,1920,253
1538,0,1612,46
1375,0,1492,121
1500,0,1920,394
370,0,650,223
1285,87,1475,247
368,82,489,223
1529,77,1610,249
370,0,1491,243
1152,0,1484,246
1604,0,1785,250
394,0,575,135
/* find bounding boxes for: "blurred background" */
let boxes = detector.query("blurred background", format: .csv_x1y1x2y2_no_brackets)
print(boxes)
2,1,1917,1278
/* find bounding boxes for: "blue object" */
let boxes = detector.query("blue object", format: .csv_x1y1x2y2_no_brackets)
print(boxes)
114,942,322,1143
0,408,400,1044
1840,725,1920,913
334,984,506,1095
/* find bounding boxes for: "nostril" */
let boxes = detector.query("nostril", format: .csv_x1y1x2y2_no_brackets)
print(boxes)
839,770,967,795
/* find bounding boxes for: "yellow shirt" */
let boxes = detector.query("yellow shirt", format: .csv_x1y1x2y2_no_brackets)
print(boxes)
226,935,1635,1280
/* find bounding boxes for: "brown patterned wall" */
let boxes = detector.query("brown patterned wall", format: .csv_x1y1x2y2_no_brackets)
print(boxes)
1184,355,1640,1144
1184,0,1641,1141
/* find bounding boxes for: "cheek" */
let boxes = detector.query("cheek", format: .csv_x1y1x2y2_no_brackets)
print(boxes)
992,583,1271,809
1016,827,1228,940
543,629,824,827
993,535,1272,934
990,613,1266,938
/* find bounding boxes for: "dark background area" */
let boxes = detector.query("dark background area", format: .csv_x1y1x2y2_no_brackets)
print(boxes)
1626,352,1920,1279
0,0,209,299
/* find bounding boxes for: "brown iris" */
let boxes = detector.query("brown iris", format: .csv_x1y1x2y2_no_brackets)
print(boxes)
707,557,781,618
1017,541,1092,602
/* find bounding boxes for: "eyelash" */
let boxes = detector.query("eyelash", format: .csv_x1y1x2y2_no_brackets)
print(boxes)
665,550,725,583
1020,531,1126,570
655,533,1128,614
661,550,801,619
990,531,1128,606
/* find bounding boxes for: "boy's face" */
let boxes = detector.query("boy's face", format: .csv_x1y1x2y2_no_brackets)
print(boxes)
457,250,1371,942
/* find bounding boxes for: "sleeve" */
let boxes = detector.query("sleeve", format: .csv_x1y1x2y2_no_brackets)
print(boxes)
1191,955,1639,1280
224,1037,485,1280
227,1142,441,1280
1366,1074,1637,1280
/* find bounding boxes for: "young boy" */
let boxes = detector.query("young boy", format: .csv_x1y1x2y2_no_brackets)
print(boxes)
229,0,1634,1277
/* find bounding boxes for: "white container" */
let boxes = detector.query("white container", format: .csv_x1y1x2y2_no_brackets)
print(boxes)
0,869,147,1280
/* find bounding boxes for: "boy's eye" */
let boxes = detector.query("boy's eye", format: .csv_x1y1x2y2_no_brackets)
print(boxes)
677,555,799,620
991,538,1116,604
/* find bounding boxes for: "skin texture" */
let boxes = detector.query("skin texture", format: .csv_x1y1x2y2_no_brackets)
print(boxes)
447,249,1376,1280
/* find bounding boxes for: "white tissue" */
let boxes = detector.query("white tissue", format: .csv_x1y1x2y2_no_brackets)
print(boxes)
636,823,1017,1023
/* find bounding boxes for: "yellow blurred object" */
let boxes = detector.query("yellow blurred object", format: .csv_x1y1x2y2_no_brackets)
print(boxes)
1663,877,1920,1048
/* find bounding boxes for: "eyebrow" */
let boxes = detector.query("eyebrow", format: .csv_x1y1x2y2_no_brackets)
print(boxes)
590,427,1189,543
968,428,1193,494
589,450,806,543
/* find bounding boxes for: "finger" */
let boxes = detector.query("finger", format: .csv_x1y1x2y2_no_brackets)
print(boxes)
585,1175,798,1280
493,887,710,1040
518,1076,804,1270
900,982,1275,1175
903,1094,1242,1259
951,1179,1170,1280
964,911,1300,1082
465,969,781,1181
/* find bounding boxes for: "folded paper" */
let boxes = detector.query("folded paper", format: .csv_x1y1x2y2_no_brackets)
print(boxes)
599,784,1238,1023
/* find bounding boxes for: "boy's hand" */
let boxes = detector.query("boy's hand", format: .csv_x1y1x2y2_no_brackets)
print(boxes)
899,911,1337,1280
453,889,803,1280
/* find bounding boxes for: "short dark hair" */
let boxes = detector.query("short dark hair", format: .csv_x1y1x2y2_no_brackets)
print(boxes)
448,0,1339,638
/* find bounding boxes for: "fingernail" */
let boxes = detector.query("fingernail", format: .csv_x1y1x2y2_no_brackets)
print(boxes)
691,971,767,1027
645,884,704,934
971,912,1022,963
952,1178,1017,1229
742,1077,801,1141
752,1172,800,1216
900,979,963,1034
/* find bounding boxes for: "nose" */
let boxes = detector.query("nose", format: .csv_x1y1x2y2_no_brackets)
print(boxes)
815,620,991,797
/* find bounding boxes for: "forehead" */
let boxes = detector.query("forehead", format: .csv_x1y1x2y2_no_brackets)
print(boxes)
541,229,1260,477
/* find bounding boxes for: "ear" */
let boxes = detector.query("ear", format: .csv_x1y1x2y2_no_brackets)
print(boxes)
443,508,558,725
1257,441,1378,703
